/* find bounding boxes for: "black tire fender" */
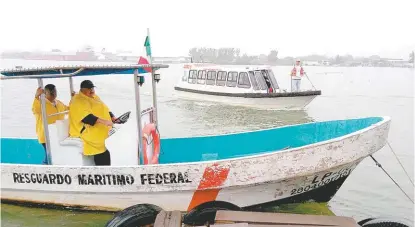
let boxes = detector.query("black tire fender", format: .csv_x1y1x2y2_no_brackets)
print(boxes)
359,217,411,227
183,200,242,226
358,218,376,226
105,203,162,227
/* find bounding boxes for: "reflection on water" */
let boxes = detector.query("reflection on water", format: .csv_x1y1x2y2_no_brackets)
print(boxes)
165,99,313,136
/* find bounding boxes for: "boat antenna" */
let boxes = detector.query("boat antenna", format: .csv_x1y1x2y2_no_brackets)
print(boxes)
146,28,159,128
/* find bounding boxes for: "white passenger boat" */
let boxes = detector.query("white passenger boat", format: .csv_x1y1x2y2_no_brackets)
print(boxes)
0,33,391,226
174,64,322,109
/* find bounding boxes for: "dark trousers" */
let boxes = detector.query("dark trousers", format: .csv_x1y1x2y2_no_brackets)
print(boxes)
41,143,47,164
93,150,111,166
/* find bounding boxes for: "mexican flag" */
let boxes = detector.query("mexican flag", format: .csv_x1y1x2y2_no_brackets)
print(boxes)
144,35,151,57
138,35,152,73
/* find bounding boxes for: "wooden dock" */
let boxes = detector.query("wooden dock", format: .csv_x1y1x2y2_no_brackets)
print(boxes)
154,210,359,227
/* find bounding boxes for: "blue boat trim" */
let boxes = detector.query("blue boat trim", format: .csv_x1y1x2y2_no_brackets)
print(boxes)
0,64,169,77
1,117,385,165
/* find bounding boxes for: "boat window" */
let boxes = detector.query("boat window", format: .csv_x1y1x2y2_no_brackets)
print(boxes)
188,70,197,84
267,69,279,89
249,71,260,90
206,71,216,85
197,70,206,84
237,72,251,88
216,71,227,86
255,71,268,90
226,71,238,87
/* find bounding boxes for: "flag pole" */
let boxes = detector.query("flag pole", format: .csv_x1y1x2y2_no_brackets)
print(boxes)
147,28,159,127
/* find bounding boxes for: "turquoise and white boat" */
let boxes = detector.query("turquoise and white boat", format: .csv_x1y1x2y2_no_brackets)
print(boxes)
0,35,392,226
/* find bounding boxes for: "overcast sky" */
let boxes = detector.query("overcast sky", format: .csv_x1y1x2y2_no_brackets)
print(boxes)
0,0,414,58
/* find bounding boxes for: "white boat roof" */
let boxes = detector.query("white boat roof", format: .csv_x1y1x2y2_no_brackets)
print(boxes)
183,63,272,72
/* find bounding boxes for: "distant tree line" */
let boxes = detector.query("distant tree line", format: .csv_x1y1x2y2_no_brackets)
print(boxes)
188,47,415,67
188,47,279,65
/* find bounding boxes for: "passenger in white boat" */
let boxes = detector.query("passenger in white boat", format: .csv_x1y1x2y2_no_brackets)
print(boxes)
263,75,273,93
68,80,116,166
32,84,75,164
290,59,305,92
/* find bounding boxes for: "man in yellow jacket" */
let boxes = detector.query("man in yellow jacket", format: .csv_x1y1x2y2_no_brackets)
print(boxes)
69,80,116,166
32,84,73,164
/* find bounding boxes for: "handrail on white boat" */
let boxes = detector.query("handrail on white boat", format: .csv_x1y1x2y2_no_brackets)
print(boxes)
0,28,168,166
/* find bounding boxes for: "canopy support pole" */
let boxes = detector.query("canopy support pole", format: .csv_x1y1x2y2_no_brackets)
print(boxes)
61,69,74,98
69,77,74,95
147,28,159,127
37,79,52,164
134,69,144,165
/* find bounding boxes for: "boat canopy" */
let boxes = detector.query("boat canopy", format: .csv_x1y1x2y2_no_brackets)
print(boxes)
1,62,169,166
0,64,169,79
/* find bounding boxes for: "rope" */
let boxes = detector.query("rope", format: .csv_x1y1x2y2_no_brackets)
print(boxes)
304,72,317,90
370,155,414,204
387,141,414,186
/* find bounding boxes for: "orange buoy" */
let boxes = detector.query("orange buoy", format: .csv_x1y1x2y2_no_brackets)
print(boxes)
142,123,160,165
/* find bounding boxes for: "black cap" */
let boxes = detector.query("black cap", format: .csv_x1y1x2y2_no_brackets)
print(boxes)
80,80,96,89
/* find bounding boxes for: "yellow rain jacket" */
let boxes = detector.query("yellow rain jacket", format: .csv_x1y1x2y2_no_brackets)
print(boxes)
69,92,112,156
32,98,69,144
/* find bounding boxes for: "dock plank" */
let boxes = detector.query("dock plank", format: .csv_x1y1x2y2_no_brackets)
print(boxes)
215,211,358,227
154,210,182,227
211,223,249,227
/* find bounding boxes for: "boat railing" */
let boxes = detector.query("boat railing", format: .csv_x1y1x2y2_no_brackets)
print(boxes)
141,107,155,123
46,107,154,118
48,111,69,117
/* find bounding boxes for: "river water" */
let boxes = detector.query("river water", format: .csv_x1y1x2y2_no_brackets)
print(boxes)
0,59,414,226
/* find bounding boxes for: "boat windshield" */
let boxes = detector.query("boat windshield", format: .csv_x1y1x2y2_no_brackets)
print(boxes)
254,71,268,90
248,71,259,90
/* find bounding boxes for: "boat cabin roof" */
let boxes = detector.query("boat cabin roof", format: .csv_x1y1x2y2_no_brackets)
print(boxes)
183,64,272,72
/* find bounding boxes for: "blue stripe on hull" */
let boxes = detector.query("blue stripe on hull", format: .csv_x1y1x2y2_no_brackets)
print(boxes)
1,117,383,165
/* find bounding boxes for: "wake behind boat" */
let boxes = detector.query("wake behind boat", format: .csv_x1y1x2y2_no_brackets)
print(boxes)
0,31,392,225
174,63,322,109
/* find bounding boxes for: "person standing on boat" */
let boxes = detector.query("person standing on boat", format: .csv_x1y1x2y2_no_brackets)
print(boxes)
290,59,305,92
68,80,116,166
32,84,74,164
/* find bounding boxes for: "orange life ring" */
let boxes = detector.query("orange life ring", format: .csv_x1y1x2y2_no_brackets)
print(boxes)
142,123,160,165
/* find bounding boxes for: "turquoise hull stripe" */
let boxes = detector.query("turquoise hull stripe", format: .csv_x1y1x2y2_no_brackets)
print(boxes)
1,138,45,165
1,117,383,165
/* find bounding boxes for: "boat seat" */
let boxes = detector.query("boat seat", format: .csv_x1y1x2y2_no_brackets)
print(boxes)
48,119,95,166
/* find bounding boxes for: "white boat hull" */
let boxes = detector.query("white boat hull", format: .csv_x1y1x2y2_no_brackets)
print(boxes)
173,89,318,110
1,160,359,211
1,117,390,212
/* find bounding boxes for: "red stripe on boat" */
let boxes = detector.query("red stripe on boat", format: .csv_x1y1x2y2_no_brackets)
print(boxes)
187,163,230,211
